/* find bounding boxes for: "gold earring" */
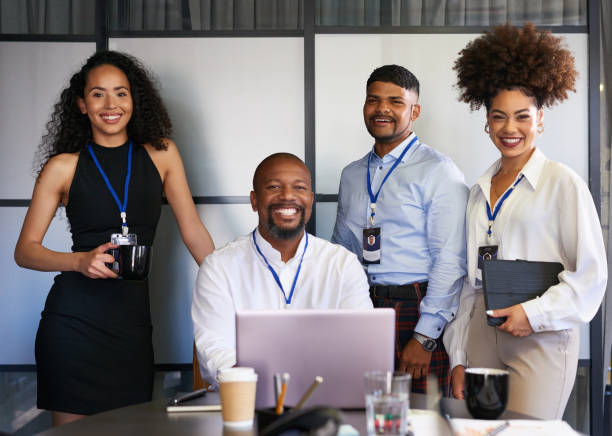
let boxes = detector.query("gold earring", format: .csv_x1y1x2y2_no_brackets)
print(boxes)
537,122,544,134
484,123,490,134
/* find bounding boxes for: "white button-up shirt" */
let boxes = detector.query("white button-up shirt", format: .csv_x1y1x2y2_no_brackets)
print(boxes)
192,228,373,386
444,148,607,369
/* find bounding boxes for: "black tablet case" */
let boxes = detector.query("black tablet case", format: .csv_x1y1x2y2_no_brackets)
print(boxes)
482,260,563,326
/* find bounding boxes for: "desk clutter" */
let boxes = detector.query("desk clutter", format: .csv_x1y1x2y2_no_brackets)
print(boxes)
163,366,581,436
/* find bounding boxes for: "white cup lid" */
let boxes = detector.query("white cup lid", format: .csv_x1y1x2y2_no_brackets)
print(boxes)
217,367,258,382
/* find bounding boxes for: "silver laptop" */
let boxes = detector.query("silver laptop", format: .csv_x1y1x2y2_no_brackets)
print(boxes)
235,308,395,409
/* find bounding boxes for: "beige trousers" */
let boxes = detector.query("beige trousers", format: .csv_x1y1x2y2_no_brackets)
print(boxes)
465,294,579,420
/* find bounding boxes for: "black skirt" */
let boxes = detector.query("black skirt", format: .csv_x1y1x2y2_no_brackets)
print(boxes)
35,272,154,415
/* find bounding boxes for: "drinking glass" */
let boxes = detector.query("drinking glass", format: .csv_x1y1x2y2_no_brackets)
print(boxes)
364,371,411,436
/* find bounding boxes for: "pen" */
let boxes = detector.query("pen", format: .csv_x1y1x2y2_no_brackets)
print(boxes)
485,421,510,436
294,376,323,410
171,388,207,405
275,373,290,415
273,373,282,405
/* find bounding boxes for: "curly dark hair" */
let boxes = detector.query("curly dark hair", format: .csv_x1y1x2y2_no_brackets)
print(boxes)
367,64,420,96
454,22,577,111
36,50,172,174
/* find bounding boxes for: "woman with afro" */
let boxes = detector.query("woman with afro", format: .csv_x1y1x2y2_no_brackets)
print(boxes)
443,23,606,419
14,51,215,425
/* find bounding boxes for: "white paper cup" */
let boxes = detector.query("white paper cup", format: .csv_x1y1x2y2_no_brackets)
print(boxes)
218,367,258,428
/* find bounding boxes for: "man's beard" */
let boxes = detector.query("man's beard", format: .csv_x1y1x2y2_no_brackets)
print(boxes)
366,123,397,143
267,205,306,240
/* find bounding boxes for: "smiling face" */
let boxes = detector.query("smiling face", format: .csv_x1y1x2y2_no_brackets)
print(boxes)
487,88,543,167
77,64,133,146
363,81,420,156
250,157,314,243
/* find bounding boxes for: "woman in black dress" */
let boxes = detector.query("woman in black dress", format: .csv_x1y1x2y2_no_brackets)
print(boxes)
14,51,214,426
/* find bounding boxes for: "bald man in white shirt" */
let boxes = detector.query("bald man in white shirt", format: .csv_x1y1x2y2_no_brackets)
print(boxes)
192,153,373,387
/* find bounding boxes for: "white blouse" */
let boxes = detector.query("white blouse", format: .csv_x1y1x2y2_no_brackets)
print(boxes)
444,148,607,369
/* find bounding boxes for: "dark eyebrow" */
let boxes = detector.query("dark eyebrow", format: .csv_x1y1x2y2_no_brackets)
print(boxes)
87,86,129,93
490,108,530,115
366,94,406,101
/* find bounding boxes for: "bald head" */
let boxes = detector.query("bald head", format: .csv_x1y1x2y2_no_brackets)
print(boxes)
252,153,311,191
250,153,314,243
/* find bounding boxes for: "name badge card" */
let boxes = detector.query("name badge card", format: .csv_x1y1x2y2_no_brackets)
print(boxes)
476,240,498,283
362,227,381,264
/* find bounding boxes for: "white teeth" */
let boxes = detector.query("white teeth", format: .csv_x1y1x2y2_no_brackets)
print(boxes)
502,138,521,144
276,208,297,216
102,115,120,121
375,118,391,122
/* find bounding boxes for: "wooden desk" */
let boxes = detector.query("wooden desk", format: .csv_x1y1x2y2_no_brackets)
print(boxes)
35,393,530,436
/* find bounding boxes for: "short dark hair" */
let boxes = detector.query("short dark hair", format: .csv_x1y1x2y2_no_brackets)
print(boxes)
366,65,420,96
252,153,309,190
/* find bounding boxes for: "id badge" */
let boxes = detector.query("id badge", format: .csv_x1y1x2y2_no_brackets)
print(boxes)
111,233,137,246
362,227,381,264
476,244,498,282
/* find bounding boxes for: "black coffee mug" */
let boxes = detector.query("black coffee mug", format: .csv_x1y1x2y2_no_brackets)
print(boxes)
106,245,152,280
464,368,509,419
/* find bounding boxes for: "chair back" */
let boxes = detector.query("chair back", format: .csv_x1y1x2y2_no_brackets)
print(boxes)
193,343,209,391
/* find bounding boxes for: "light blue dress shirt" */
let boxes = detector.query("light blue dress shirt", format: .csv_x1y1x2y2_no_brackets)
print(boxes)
332,133,469,338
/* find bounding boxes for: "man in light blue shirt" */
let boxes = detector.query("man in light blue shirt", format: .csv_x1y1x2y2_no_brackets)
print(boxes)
332,65,468,394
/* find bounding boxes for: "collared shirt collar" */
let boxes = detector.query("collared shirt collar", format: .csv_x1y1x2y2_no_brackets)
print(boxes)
371,132,418,162
476,147,546,197
253,227,308,265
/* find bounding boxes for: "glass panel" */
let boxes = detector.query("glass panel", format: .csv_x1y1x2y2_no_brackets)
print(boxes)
0,0,95,34
110,37,305,197
109,0,304,31
315,0,586,26
0,42,96,198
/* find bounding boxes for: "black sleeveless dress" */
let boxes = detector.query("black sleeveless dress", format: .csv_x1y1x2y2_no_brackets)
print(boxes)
35,141,162,415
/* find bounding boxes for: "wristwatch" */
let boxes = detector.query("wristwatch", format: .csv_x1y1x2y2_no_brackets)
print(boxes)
412,332,437,352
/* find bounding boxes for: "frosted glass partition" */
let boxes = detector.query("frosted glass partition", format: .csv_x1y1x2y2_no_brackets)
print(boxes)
0,208,72,364
315,34,588,192
150,204,258,363
109,37,305,197
0,42,96,199
315,201,337,242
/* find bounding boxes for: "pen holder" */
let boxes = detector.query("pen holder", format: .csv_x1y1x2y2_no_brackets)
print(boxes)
256,407,292,433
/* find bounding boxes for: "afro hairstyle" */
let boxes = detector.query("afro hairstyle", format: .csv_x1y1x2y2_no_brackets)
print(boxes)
453,22,577,111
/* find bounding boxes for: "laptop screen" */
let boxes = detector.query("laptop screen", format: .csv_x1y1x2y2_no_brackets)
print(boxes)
235,308,395,408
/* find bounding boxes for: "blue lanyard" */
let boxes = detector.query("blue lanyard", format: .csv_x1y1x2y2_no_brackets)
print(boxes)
367,136,418,225
87,141,133,235
485,174,524,236
252,229,309,305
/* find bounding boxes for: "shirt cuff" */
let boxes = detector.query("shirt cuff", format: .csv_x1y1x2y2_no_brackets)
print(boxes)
448,350,467,371
521,298,547,332
415,314,447,339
